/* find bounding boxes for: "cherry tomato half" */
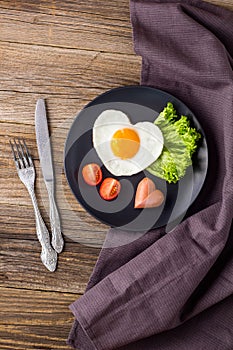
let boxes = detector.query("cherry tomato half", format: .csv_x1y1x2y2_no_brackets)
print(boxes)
82,163,102,186
99,178,121,201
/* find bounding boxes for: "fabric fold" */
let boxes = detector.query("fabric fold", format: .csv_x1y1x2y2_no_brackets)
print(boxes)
69,201,233,349
68,1,233,349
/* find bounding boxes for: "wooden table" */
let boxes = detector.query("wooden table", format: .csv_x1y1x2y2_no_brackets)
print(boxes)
0,1,232,349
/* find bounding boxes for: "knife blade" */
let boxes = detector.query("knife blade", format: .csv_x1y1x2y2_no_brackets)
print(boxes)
35,99,64,253
35,99,54,181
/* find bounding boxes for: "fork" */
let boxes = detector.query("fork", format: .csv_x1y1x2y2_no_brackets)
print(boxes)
10,138,57,272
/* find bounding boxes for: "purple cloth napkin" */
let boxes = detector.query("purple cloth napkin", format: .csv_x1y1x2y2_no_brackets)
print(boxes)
67,0,233,349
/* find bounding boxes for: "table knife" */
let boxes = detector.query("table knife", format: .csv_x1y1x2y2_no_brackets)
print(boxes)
35,99,64,253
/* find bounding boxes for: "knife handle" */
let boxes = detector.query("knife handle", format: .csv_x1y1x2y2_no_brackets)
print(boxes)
46,182,64,253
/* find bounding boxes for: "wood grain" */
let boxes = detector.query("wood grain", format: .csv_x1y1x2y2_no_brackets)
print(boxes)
0,287,75,349
0,5,133,54
0,238,100,294
0,0,233,349
205,0,233,9
0,42,140,94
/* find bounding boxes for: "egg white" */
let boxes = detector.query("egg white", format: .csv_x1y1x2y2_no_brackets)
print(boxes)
93,110,164,176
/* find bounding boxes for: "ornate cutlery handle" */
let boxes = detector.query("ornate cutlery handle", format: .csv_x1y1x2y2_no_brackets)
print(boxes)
29,189,57,272
46,182,64,253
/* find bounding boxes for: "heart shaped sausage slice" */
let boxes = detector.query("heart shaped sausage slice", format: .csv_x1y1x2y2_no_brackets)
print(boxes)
134,177,164,208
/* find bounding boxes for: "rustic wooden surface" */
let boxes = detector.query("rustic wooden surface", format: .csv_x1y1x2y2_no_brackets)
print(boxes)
0,0,232,349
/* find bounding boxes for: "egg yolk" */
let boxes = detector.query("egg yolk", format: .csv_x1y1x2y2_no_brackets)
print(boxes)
111,128,140,159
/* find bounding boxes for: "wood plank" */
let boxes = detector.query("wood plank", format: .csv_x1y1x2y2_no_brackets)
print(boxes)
0,0,231,18
0,91,106,125
0,202,107,245
0,6,133,54
0,42,140,94
0,0,131,21
0,287,75,349
205,0,233,9
0,238,100,293
0,325,73,350
0,287,76,326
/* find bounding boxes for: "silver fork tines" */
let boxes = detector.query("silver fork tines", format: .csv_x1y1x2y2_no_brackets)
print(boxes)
10,138,31,169
10,138,57,272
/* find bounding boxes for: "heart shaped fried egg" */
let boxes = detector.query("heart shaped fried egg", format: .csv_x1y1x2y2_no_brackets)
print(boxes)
93,110,164,176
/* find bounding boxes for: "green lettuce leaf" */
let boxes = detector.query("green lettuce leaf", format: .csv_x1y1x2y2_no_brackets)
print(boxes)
146,102,201,183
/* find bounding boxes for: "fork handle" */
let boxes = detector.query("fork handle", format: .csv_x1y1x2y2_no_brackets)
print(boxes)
29,189,57,272
46,182,64,253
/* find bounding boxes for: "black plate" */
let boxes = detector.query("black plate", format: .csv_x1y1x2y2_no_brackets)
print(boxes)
64,86,208,231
